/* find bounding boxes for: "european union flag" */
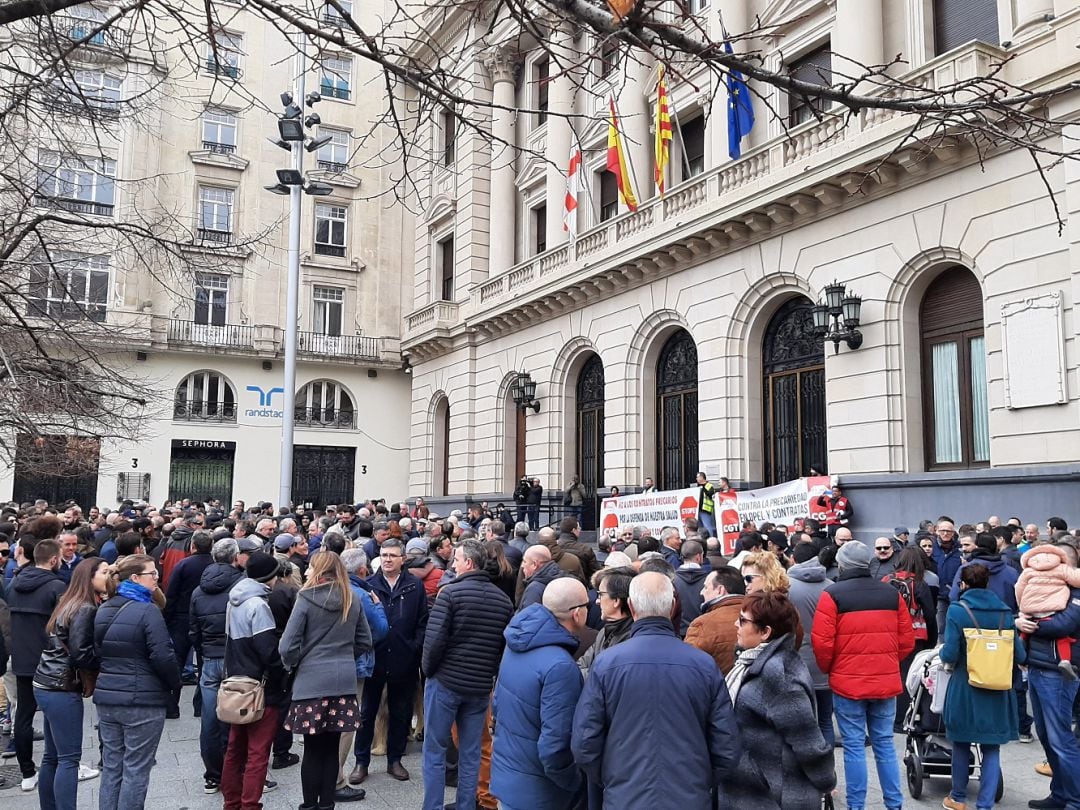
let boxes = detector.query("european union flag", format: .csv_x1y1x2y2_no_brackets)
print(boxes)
725,39,755,160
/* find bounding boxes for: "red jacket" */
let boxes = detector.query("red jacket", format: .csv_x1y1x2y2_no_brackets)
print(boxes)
815,494,852,527
811,569,915,700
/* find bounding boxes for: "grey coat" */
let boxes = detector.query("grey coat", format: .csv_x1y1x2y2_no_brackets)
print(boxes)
718,634,835,810
786,558,831,689
279,582,372,701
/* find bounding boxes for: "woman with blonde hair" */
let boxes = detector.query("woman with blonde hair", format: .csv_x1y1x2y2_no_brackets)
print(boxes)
280,550,373,810
741,551,791,595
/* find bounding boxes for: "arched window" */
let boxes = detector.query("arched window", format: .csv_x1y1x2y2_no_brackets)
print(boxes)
656,329,698,490
575,354,604,527
762,297,826,485
921,266,988,469
433,397,450,496
295,380,355,429
174,370,236,422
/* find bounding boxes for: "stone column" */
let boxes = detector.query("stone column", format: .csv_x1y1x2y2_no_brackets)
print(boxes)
545,19,574,249
622,57,653,204
486,50,517,275
1013,0,1055,39
833,0,883,88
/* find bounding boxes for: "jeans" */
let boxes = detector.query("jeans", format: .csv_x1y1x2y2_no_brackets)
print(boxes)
34,688,83,810
1030,666,1080,809
815,689,835,747
14,675,38,777
422,678,489,810
833,694,903,810
220,705,278,810
97,704,166,810
699,511,716,539
198,657,229,782
527,505,540,531
356,667,418,765
950,742,1000,809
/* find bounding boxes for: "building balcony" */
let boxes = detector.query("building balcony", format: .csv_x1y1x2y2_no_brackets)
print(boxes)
173,400,238,423
321,84,351,101
297,331,380,360
33,195,113,217
167,319,254,349
294,407,356,429
196,227,233,246
51,15,132,53
202,141,236,155
316,159,347,173
204,60,242,80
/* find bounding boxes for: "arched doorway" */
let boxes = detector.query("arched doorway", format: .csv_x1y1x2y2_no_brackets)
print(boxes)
432,397,450,496
762,296,826,485
656,329,698,490
575,354,604,529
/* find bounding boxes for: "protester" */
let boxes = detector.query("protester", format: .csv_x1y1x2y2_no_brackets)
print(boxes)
741,550,790,595
577,566,634,679
491,579,587,810
812,540,914,810
684,566,746,674
939,563,1024,810
94,554,181,810
164,528,213,718
718,591,835,808
673,539,709,636
571,572,740,806
695,472,717,538
280,551,372,810
883,546,938,730
32,557,107,808
786,543,835,745
221,551,289,810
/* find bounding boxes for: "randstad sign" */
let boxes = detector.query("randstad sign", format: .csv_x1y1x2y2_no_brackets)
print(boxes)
242,385,284,424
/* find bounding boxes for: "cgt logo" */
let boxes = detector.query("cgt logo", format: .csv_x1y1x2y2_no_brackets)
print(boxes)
245,385,284,419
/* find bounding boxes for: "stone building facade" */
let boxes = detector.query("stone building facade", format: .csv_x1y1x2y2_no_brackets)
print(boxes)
403,0,1080,534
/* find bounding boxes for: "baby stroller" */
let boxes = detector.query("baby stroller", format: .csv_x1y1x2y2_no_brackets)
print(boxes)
902,647,1004,802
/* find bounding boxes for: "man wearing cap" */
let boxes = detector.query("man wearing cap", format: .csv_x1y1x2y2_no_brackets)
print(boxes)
271,534,306,588
812,540,914,810
892,526,910,552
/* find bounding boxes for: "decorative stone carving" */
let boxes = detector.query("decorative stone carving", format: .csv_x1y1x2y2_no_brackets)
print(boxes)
1001,291,1067,409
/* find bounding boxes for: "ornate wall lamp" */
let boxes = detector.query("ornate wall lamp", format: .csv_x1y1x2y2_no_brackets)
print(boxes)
812,280,863,353
511,371,540,413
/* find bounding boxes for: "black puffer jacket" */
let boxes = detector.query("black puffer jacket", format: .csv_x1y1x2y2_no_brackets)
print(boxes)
93,594,181,707
34,603,99,691
520,561,571,609
422,570,513,695
189,562,245,659
674,566,710,637
7,566,67,676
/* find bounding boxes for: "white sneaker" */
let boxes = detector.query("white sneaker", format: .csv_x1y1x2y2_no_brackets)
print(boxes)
21,773,38,792
78,763,100,781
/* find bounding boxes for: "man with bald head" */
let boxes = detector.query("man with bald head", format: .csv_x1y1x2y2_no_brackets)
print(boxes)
491,578,587,809
572,572,740,808
519,545,572,609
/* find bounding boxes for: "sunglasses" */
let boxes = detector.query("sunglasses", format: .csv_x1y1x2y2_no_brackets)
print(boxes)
875,546,891,551
743,573,762,584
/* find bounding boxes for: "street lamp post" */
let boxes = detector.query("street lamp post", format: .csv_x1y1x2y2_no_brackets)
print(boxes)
267,43,334,510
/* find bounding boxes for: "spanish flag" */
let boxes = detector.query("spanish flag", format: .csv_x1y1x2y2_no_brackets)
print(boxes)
654,65,673,196
607,97,638,212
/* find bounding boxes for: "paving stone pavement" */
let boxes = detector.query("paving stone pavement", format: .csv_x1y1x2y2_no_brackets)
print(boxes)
0,685,1056,808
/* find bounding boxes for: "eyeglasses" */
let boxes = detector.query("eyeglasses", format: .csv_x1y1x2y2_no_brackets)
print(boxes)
937,529,955,535
135,570,159,580
568,603,590,612
875,546,891,552
737,614,761,626
380,553,402,560
743,573,762,584
597,590,610,598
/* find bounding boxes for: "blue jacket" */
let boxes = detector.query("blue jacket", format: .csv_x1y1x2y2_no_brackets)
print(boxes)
57,554,83,585
366,569,429,678
93,593,181,707
491,604,583,808
348,574,389,678
948,554,1019,613
571,617,741,809
1028,586,1080,670
939,588,1025,744
933,543,963,601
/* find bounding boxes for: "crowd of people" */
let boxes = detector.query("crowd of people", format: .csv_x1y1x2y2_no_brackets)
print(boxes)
0,493,1078,810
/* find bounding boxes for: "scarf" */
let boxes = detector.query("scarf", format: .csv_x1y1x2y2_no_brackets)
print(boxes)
117,580,152,603
724,641,769,704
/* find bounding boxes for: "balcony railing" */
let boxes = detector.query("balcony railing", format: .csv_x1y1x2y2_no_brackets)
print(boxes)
51,15,131,51
320,84,350,100
317,159,347,173
297,331,379,359
34,195,113,217
205,60,242,80
314,243,345,257
202,141,237,155
197,227,233,245
173,400,238,423
168,319,254,348
320,12,348,26
43,93,120,120
294,407,356,429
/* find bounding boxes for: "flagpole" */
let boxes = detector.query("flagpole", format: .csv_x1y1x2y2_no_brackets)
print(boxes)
575,134,599,229
665,83,694,182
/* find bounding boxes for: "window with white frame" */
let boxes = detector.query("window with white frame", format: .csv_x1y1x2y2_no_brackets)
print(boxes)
194,272,228,326
533,56,549,127
202,108,237,154
314,204,347,257
437,235,454,301
321,0,353,25
312,286,344,336
174,369,237,422
197,186,234,243
597,40,619,81
37,151,116,216
321,56,352,100
27,251,110,322
65,4,108,45
598,170,618,222
687,0,709,15
49,70,122,117
316,128,349,171
295,379,354,428
206,31,242,79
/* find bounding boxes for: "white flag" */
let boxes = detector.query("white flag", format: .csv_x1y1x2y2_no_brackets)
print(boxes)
563,145,581,240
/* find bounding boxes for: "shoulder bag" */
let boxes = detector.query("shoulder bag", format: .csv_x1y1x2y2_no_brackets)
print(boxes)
217,603,267,725
959,602,1014,691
